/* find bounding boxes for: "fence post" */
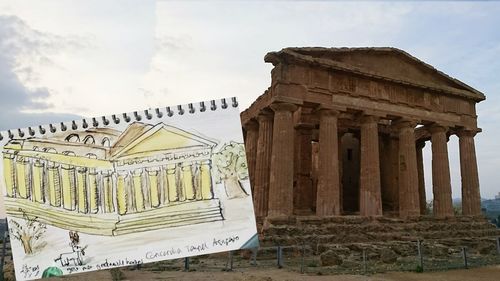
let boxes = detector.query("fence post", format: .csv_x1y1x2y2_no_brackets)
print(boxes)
277,245,283,268
250,247,258,266
462,247,468,269
184,257,190,271
225,251,234,271
300,244,305,274
496,237,500,255
1,225,8,281
362,248,367,274
417,239,424,271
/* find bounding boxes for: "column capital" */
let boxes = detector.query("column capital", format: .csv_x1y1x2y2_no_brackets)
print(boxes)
416,141,426,150
427,123,448,134
360,115,380,124
392,118,418,130
256,109,274,122
315,107,340,117
295,122,315,132
269,102,298,113
243,119,259,131
456,128,479,138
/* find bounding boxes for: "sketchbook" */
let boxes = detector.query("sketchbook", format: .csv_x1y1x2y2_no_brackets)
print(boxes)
0,97,258,280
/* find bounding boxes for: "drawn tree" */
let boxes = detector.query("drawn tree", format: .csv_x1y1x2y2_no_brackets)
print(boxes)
212,142,249,198
9,210,47,255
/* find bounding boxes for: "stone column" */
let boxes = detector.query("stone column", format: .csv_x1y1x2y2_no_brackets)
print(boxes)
429,125,453,217
458,129,481,216
416,142,427,215
395,120,420,217
243,120,259,189
268,103,298,217
359,115,382,216
253,110,274,218
316,109,341,216
294,123,314,213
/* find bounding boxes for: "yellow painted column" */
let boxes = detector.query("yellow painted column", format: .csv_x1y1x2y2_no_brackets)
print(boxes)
48,163,61,207
182,162,195,200
88,170,99,213
77,167,88,213
132,169,145,212
200,160,213,199
194,163,202,200
32,160,45,203
116,172,128,215
3,153,16,197
148,169,160,208
166,164,178,202
103,172,114,213
15,156,30,199
61,164,76,210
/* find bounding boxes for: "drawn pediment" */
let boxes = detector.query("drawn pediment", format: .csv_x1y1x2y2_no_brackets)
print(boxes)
266,47,485,101
110,122,216,160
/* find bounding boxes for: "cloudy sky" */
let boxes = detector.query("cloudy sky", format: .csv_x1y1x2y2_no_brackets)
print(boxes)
0,0,499,200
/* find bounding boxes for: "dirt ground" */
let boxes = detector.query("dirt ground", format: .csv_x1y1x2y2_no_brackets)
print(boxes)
44,264,500,281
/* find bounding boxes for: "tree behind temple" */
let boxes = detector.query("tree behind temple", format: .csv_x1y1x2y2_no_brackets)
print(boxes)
212,142,249,199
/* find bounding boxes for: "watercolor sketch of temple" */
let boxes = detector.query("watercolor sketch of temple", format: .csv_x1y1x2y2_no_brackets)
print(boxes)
2,122,225,236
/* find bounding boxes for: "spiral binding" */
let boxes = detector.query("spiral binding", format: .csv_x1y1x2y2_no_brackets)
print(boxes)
0,97,239,141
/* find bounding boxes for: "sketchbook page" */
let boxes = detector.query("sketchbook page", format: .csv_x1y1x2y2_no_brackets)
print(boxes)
0,97,258,281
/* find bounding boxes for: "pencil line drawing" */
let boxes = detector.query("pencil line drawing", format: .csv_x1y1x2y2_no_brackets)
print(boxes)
3,122,225,235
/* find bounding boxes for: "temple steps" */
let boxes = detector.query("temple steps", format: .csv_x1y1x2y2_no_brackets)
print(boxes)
257,216,500,257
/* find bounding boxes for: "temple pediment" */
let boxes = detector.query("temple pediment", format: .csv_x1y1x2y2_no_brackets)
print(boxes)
265,47,485,102
110,122,216,160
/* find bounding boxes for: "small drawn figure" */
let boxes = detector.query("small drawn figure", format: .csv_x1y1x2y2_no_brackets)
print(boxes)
54,231,88,267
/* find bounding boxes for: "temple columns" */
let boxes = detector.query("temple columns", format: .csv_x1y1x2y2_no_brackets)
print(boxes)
253,111,274,218
268,103,298,217
395,120,420,217
316,109,341,216
359,116,382,216
294,123,314,213
458,129,481,216
243,120,259,189
429,125,453,217
416,142,427,215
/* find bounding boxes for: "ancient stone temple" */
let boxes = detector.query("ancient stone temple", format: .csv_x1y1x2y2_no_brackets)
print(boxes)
241,47,484,220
